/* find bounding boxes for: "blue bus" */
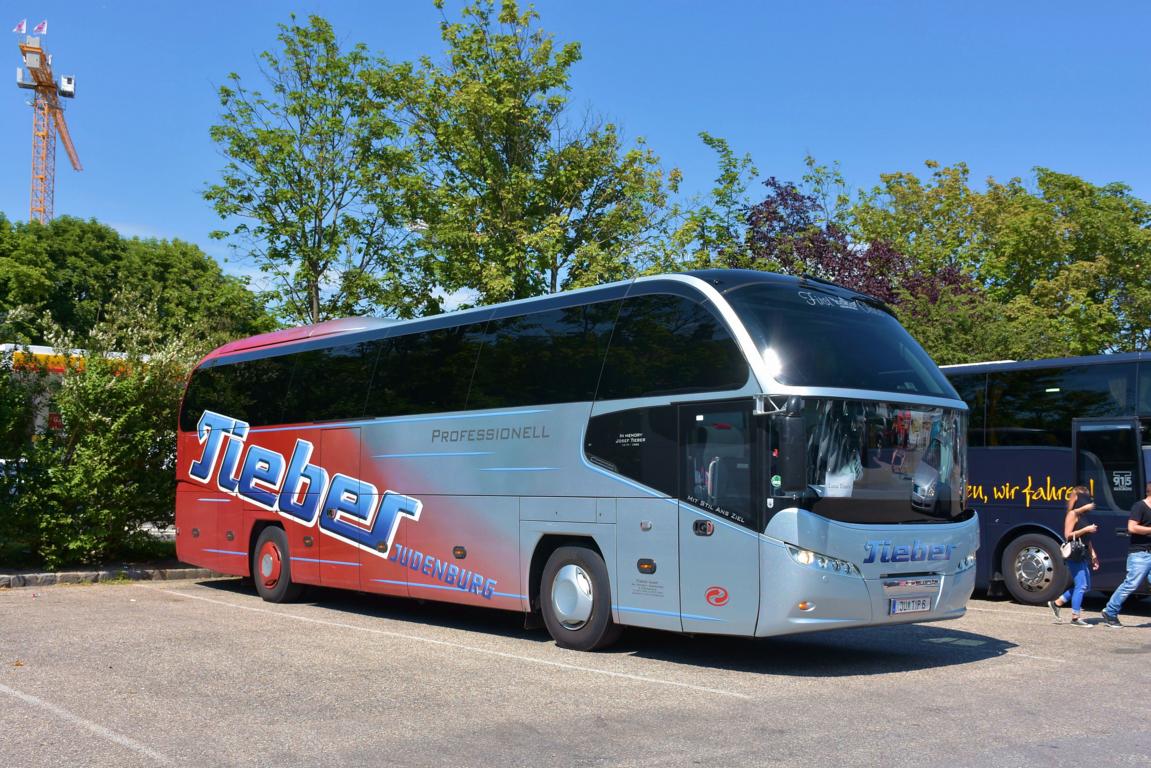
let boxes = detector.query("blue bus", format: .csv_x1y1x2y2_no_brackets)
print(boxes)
944,354,1151,604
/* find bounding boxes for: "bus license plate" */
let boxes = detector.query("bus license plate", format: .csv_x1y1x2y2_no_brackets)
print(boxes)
890,597,931,615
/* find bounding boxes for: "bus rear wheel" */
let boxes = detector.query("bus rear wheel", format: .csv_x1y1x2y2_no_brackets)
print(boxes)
252,527,304,603
1001,533,1067,605
540,546,621,651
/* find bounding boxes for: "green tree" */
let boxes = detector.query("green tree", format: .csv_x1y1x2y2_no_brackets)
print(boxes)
657,133,758,270
0,216,273,347
116,238,275,347
852,160,989,277
982,169,1151,353
0,347,43,461
389,0,665,303
206,15,428,323
849,162,1151,357
0,298,200,569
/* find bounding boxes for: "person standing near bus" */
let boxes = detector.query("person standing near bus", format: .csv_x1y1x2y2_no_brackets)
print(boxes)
1048,486,1099,626
1100,482,1151,628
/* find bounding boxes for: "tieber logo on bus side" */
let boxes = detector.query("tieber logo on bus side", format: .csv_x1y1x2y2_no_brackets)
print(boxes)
188,411,420,557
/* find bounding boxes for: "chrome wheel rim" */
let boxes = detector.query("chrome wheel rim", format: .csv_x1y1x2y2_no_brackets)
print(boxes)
551,564,594,630
1014,545,1055,593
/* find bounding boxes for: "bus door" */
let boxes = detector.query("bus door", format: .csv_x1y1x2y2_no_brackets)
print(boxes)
678,403,760,635
317,427,364,590
1073,418,1143,575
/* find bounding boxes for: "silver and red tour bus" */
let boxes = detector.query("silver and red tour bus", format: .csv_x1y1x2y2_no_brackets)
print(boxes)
176,270,977,650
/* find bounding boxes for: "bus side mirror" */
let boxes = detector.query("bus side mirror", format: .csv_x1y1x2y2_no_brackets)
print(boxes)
779,414,807,494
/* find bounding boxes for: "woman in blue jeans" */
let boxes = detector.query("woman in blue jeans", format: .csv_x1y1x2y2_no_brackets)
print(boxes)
1048,486,1099,626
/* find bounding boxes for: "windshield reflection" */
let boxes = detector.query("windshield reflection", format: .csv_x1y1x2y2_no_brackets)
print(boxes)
778,399,968,524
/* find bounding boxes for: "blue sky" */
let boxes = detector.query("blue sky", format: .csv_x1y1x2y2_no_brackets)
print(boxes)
4,1,1149,284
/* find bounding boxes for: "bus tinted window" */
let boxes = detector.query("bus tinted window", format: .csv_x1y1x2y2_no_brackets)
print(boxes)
948,373,987,447
180,354,295,431
585,405,677,496
596,294,747,400
1139,361,1151,414
469,302,619,409
284,340,382,424
366,325,486,417
724,284,956,397
987,363,1136,447
682,405,756,528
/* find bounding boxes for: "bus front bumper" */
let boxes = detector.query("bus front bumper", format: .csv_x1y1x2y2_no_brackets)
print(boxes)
754,541,977,637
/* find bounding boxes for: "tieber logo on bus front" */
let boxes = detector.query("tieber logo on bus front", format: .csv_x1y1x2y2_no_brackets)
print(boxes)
187,411,421,557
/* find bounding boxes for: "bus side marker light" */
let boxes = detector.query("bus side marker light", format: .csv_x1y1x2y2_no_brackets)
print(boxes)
797,601,815,612
637,559,657,574
303,536,314,548
452,546,467,560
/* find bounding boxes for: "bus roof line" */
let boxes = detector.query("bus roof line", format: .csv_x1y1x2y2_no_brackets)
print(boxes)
942,351,1149,372
938,360,1017,368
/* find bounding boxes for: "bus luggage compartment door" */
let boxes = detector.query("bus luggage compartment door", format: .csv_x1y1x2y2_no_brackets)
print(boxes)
175,482,221,572
615,498,681,632
317,427,364,590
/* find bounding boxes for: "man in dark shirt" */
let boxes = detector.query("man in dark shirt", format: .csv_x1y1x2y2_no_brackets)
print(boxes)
1100,482,1151,627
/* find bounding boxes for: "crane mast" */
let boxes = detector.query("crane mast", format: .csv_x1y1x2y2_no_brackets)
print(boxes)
16,35,81,224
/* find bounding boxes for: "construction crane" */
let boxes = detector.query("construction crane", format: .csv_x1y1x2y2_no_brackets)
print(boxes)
16,34,80,224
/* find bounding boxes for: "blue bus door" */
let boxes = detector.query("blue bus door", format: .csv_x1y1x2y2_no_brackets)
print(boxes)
1072,418,1143,577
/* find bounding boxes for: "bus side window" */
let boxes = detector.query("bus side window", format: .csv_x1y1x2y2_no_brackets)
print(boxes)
682,410,753,526
596,294,748,401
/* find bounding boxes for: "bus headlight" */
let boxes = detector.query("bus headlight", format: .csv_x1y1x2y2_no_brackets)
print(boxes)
786,545,860,577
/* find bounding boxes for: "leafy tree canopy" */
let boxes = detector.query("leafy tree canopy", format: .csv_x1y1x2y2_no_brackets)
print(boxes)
0,214,274,347
386,0,667,303
730,156,1151,363
206,15,430,323
208,2,669,316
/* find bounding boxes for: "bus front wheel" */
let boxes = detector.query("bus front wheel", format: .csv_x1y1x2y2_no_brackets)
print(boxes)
540,546,621,651
1001,533,1067,605
252,527,304,603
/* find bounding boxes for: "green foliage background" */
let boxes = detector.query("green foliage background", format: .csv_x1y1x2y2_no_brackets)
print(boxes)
0,309,201,568
2,0,1149,569
0,219,275,569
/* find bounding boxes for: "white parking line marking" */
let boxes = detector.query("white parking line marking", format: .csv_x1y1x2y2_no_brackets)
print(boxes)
1004,651,1065,664
0,682,172,765
155,587,751,700
964,605,1033,615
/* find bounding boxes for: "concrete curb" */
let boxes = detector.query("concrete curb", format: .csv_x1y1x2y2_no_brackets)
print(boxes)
0,566,226,589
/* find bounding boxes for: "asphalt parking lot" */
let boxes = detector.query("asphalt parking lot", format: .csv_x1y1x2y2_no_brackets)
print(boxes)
2,579,1150,768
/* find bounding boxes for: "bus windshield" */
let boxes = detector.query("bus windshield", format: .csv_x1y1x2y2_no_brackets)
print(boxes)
725,283,957,397
774,398,969,524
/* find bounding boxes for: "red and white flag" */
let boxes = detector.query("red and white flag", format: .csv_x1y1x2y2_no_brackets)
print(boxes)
12,19,26,34
31,19,47,35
